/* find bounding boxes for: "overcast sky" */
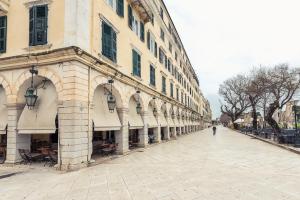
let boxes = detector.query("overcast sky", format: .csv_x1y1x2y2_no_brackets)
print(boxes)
164,0,300,118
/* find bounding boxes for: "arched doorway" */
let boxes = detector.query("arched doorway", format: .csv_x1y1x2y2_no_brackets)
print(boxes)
128,95,144,149
148,100,159,144
92,85,121,158
0,85,7,163
16,77,58,166
168,107,176,138
159,104,169,141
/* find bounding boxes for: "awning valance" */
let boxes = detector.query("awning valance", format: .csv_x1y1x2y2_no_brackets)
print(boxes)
128,99,144,129
159,114,168,127
173,117,179,127
93,87,121,131
148,112,158,128
0,88,7,135
17,83,57,134
168,117,175,127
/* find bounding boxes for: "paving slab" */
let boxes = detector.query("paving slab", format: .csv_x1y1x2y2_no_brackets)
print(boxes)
1,127,300,200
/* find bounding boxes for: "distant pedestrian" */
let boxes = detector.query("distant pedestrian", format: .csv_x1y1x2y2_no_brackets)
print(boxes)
212,126,217,135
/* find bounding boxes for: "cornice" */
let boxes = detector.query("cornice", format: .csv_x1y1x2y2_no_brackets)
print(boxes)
0,46,201,114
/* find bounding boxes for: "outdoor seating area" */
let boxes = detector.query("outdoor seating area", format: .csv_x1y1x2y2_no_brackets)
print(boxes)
92,131,118,156
239,127,299,146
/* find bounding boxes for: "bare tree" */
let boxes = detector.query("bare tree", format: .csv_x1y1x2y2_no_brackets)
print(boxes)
219,75,251,129
243,68,267,130
259,64,300,133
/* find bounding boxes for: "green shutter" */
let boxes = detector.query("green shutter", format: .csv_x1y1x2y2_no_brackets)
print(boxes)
117,0,124,17
128,5,133,29
147,31,150,50
132,50,138,76
112,31,117,62
0,16,7,53
154,42,157,58
30,5,48,46
140,22,144,42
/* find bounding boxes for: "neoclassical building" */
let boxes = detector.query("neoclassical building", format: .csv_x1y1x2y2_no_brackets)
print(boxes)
0,0,211,170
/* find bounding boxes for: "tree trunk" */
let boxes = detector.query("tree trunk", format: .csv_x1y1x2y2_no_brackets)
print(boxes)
252,105,258,130
265,101,281,133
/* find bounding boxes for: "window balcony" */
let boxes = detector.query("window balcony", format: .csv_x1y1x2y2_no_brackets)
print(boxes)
127,0,152,23
0,0,9,15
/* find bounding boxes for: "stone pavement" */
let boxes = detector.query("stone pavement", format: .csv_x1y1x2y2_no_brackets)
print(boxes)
1,127,300,200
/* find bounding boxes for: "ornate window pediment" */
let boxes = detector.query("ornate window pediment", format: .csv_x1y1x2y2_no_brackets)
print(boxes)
0,0,9,15
24,0,53,8
127,0,152,23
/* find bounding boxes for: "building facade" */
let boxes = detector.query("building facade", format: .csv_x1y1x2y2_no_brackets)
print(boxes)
0,0,210,170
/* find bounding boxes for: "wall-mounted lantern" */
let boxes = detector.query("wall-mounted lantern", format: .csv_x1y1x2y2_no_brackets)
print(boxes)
107,79,116,113
171,111,176,119
153,107,158,116
136,90,142,114
25,66,38,110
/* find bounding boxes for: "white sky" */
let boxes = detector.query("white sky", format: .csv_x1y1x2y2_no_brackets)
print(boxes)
164,0,300,118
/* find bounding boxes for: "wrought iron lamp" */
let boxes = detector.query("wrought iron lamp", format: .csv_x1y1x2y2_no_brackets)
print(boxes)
107,79,116,113
136,90,142,114
24,66,38,109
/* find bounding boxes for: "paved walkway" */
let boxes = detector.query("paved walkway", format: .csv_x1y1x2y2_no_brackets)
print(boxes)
1,127,300,200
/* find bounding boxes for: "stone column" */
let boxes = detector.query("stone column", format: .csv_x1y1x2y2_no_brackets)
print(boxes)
139,112,149,147
153,126,161,143
116,108,129,154
5,102,30,164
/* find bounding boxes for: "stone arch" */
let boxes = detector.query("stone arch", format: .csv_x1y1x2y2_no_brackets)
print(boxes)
128,91,145,113
91,75,124,108
15,68,63,101
0,75,12,97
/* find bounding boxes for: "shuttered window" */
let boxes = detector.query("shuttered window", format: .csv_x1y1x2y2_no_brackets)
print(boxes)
150,65,156,86
102,22,117,62
116,0,124,17
0,16,7,53
29,5,48,46
128,5,133,29
140,22,144,42
162,76,166,94
132,49,141,77
170,83,174,98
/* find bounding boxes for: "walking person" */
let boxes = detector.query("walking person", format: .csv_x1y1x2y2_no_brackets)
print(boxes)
212,126,217,136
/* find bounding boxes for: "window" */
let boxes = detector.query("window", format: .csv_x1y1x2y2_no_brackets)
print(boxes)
29,5,48,46
167,59,171,72
128,5,144,41
147,31,157,57
106,0,124,16
162,76,166,94
159,48,165,64
102,21,117,62
0,16,7,53
160,28,165,41
176,88,179,101
170,82,174,98
160,7,164,19
169,42,172,53
175,52,178,61
150,65,156,86
181,92,184,103
132,49,141,77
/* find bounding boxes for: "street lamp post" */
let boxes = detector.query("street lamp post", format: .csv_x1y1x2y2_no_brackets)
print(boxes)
293,100,300,147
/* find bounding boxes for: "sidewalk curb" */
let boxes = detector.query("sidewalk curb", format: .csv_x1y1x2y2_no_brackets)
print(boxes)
239,131,300,156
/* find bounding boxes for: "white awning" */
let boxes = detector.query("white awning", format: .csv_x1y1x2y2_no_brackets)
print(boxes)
159,114,168,127
148,112,158,128
128,99,144,129
173,117,179,127
17,83,57,134
0,87,7,135
168,117,175,127
93,87,121,131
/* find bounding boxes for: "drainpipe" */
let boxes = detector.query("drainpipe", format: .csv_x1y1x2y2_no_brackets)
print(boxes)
87,66,91,163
